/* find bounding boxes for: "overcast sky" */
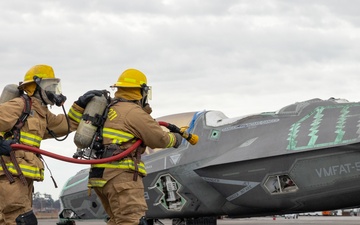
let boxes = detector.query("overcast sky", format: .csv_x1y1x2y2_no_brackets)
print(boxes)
1,0,360,199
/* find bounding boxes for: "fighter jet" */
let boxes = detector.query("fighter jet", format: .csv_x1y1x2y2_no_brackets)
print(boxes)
58,97,360,225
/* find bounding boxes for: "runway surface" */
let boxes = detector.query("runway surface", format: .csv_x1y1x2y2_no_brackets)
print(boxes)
39,216,360,225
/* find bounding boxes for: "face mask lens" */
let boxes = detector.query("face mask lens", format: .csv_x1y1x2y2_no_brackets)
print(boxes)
147,86,152,100
39,79,62,95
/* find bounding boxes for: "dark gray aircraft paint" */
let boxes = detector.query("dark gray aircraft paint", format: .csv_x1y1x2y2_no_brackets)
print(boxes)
58,98,360,224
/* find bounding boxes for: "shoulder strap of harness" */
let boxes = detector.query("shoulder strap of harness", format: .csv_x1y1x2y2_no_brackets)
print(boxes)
12,94,32,142
95,98,127,139
2,94,32,185
13,94,32,185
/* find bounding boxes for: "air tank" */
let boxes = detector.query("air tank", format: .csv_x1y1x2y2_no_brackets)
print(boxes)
74,95,108,149
0,84,21,104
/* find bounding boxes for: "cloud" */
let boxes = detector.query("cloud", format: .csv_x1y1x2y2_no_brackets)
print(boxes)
1,0,360,199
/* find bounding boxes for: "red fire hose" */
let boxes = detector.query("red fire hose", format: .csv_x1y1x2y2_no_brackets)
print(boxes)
10,121,198,164
11,139,142,164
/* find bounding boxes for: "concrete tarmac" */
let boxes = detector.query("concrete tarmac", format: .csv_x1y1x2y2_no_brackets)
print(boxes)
39,216,360,225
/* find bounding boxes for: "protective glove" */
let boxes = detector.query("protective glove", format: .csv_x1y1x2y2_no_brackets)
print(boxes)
0,139,16,156
75,90,104,108
173,133,183,148
180,126,189,133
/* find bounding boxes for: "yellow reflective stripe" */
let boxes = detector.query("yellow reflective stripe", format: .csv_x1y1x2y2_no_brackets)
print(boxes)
68,107,82,123
166,133,176,148
103,127,135,144
92,159,147,175
87,179,107,188
20,131,42,147
0,163,44,180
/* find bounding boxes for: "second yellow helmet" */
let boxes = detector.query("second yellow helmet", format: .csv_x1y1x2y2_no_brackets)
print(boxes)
111,68,147,88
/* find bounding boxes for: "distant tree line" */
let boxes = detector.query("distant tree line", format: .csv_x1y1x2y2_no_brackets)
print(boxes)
33,192,60,212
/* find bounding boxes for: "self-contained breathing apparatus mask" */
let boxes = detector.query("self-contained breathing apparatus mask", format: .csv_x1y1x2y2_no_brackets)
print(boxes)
140,83,151,107
33,76,70,141
33,76,67,106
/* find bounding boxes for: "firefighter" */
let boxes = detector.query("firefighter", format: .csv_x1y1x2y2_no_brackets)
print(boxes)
0,64,101,225
86,68,183,225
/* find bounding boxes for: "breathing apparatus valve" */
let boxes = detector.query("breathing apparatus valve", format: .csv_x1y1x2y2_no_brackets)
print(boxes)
73,148,97,160
46,92,67,106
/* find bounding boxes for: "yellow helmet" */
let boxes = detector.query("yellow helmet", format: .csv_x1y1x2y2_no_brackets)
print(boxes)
111,68,147,88
19,64,59,89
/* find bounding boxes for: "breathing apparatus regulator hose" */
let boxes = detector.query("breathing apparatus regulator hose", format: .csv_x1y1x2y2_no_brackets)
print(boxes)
9,121,198,164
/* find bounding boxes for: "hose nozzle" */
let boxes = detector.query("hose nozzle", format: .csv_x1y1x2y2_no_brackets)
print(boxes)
161,122,199,145
179,127,198,145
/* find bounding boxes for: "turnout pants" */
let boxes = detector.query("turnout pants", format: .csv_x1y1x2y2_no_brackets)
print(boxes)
0,176,34,225
94,171,148,225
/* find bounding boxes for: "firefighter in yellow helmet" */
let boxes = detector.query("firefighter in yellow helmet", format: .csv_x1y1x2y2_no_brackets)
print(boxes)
0,64,101,225
86,68,183,225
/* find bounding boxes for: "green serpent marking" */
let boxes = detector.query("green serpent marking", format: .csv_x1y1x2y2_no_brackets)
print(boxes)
307,107,324,147
334,106,349,143
287,103,360,151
